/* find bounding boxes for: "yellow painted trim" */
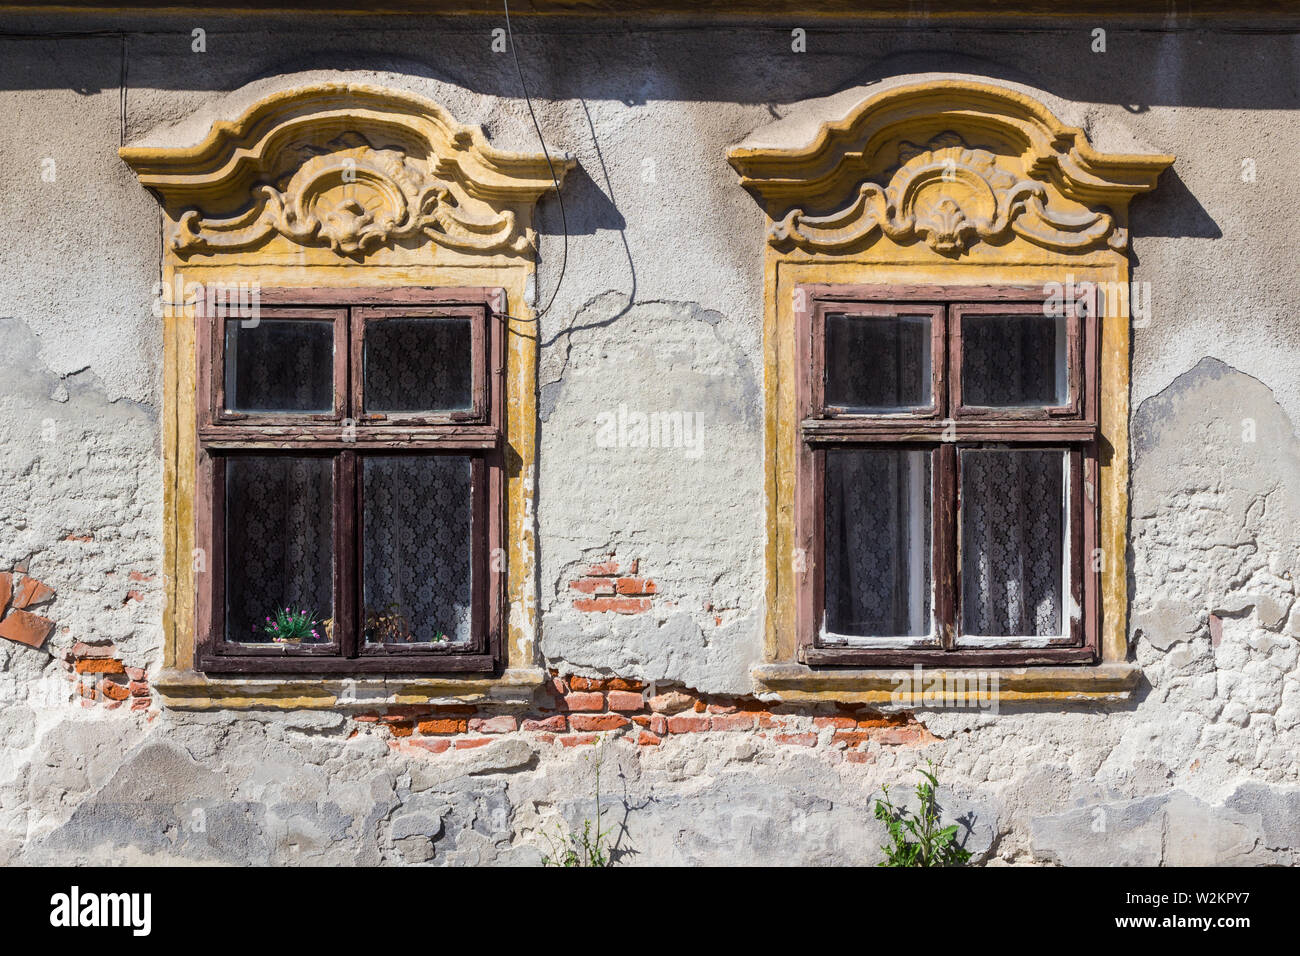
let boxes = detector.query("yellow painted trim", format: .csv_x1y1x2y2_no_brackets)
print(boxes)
124,85,565,707
730,79,1173,703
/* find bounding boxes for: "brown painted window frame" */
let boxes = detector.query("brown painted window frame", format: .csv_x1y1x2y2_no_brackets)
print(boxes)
194,287,505,676
796,285,1100,668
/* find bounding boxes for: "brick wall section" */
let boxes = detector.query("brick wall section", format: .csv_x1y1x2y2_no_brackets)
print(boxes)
370,669,937,761
569,557,656,614
0,569,155,714
60,638,155,713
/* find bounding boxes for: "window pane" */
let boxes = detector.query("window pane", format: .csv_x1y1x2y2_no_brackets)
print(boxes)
225,456,333,644
364,317,473,414
961,449,1065,637
224,319,334,413
363,456,473,644
824,448,932,638
961,313,1067,406
825,313,932,411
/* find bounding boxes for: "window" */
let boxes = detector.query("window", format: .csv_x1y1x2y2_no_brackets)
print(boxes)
797,286,1099,666
195,288,504,674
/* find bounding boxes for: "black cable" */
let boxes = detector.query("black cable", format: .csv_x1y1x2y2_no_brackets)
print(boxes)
503,0,569,322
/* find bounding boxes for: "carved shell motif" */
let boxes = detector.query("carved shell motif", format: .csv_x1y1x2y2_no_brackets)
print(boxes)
769,132,1124,256
170,141,526,258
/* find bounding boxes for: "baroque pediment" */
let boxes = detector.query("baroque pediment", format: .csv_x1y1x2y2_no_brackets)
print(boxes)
121,83,572,260
729,80,1174,257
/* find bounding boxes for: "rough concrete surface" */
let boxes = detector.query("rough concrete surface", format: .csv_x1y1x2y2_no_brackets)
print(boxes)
1,15,1298,864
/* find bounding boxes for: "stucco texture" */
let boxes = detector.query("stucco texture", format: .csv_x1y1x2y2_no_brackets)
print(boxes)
1,14,1298,864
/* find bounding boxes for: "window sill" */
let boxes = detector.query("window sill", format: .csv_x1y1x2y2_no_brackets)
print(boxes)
153,667,546,710
751,661,1141,705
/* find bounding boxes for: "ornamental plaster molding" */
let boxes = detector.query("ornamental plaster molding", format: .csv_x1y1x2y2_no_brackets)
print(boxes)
120,83,572,260
728,80,1174,257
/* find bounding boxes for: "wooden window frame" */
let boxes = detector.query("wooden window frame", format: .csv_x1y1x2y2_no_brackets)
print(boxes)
194,287,505,675
796,285,1100,668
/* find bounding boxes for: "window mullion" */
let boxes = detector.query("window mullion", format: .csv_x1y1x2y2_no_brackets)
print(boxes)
336,449,358,659
935,442,959,650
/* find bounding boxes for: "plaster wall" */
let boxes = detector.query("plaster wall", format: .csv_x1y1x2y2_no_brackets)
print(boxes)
0,14,1297,864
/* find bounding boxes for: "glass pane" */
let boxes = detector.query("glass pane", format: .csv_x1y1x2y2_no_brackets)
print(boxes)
364,317,473,414
825,312,932,412
363,456,473,644
224,319,334,413
961,449,1065,637
225,456,333,644
824,448,932,638
961,313,1068,406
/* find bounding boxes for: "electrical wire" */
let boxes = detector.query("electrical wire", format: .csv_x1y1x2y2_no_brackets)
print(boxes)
503,0,569,323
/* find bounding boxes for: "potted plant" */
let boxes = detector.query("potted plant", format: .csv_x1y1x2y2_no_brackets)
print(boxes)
258,606,323,644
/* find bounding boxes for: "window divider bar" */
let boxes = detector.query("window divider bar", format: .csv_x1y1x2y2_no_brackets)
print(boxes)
936,443,958,650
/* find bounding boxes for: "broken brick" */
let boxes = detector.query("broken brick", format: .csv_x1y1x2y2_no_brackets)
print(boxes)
12,576,54,610
0,609,56,649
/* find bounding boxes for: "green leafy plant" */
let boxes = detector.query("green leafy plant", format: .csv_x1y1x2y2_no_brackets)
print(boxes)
258,606,322,643
873,762,972,867
541,740,615,867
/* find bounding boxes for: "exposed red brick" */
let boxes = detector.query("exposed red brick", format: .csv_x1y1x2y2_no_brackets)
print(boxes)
570,578,616,595
756,713,780,729
638,732,661,746
408,737,452,754
130,697,150,712
666,715,710,734
417,718,469,735
124,666,146,681
354,714,380,723
693,699,707,713
0,608,55,649
710,713,755,732
585,560,621,576
607,690,645,712
852,712,904,728
559,733,599,747
569,713,630,732
649,714,668,736
128,681,150,698
814,716,858,730
774,732,817,747
707,702,737,714
562,691,605,712
631,715,650,727
454,738,492,749
124,590,144,603
615,577,657,595
874,726,937,746
12,576,54,610
832,731,872,747
572,597,651,614
71,641,116,659
64,534,93,542
522,714,567,733
0,572,10,613
74,658,125,675
549,675,569,695
647,691,693,714
128,571,155,582
468,715,518,734
387,721,414,738
99,680,130,702
845,750,874,764
567,676,610,692
607,677,646,692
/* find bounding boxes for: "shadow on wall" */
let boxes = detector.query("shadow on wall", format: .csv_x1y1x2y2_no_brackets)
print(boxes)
5,18,1300,109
